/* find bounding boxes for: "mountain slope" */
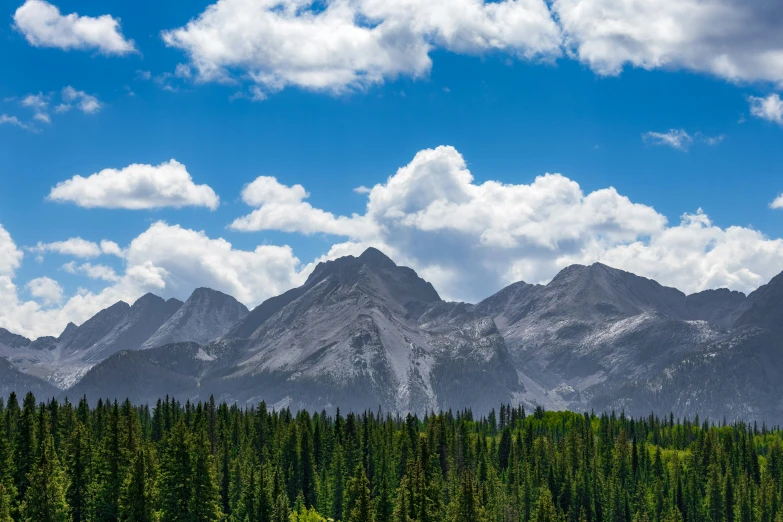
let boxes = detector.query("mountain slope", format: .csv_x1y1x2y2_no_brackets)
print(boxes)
81,294,183,361
591,270,783,421
141,288,248,349
0,358,58,399
73,249,519,413
477,262,745,411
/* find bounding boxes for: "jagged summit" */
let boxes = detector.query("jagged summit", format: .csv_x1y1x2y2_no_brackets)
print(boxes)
3,254,783,420
734,269,783,331
358,246,397,269
141,287,248,349
231,248,440,340
58,322,78,340
0,327,32,349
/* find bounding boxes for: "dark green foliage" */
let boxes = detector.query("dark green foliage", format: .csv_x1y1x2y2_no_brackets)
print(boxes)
2,394,783,522
20,433,69,522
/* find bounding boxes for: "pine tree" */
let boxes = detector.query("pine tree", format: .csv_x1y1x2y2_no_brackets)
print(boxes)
299,414,318,509
158,419,192,522
533,486,558,522
95,403,124,522
119,449,153,522
231,458,257,522
344,464,373,522
14,392,37,499
0,484,13,522
272,491,290,522
21,433,70,522
65,421,92,522
189,430,222,521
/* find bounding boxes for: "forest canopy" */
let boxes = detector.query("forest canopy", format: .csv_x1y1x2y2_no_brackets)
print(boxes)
0,392,779,522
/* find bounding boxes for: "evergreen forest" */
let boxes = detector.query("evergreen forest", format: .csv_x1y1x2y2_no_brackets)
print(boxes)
0,392,781,522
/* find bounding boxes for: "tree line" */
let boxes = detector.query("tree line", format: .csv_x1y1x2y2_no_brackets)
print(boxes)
0,391,781,522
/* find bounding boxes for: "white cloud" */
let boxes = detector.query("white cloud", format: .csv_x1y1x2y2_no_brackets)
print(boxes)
0,114,33,131
749,94,783,124
62,261,120,282
553,0,783,84
232,145,783,302
21,93,48,111
771,194,783,210
0,222,307,338
159,0,783,97
162,0,561,95
0,225,24,277
13,0,136,55
643,129,694,151
30,237,103,258
642,129,724,151
25,277,63,307
59,86,102,114
5,146,783,338
124,222,305,305
229,176,375,236
99,240,123,257
47,159,220,210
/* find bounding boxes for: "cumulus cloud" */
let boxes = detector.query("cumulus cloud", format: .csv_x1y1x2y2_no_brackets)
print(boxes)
749,94,783,124
47,159,220,210
13,0,135,55
229,176,375,236
161,0,561,96
62,261,120,282
0,221,307,338
6,146,783,338
29,237,104,258
771,194,783,210
25,277,63,307
159,0,783,97
0,225,24,276
232,145,783,302
553,0,783,84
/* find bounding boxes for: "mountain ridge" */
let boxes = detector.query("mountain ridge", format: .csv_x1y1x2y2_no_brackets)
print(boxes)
1,250,781,421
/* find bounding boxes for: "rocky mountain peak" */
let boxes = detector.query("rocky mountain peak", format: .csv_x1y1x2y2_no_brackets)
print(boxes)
0,328,32,349
61,301,131,354
358,247,397,269
733,269,783,330
57,322,79,343
140,287,248,349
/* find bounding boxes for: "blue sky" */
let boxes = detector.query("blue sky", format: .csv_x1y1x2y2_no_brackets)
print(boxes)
1,0,783,338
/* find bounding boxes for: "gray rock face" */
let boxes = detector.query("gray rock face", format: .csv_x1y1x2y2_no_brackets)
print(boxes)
0,328,32,350
141,288,248,349
472,262,783,422
77,294,184,361
0,293,183,388
4,248,783,423
72,249,520,414
0,358,57,399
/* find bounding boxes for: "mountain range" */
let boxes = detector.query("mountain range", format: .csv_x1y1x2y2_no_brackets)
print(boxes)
1,248,782,423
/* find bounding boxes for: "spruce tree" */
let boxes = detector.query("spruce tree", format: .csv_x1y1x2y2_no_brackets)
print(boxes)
158,419,192,522
119,449,153,522
189,431,222,521
0,484,12,522
344,464,373,522
14,392,37,499
65,421,92,522
21,433,69,522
